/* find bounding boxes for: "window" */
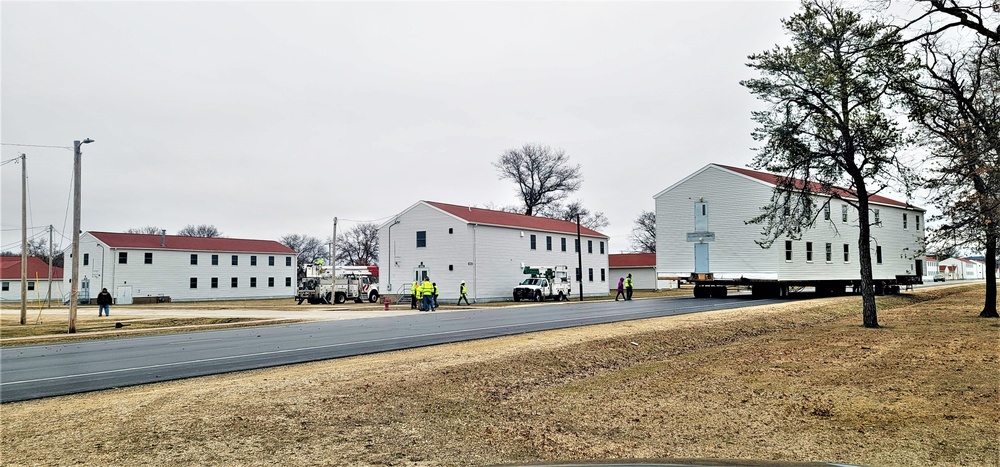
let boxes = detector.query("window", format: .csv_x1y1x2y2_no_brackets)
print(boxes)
27,281,35,291
873,209,880,224
231,255,238,266
561,238,567,252
876,246,883,264
231,277,238,288
843,244,850,262
575,267,581,281
211,277,218,288
806,242,813,262
448,264,453,271
825,243,832,262
823,204,831,221
268,277,274,287
250,277,257,288
251,256,257,266
903,214,908,229
842,205,849,223
600,241,605,255
546,236,552,251
83,253,89,266
285,277,292,287
785,241,793,261
285,257,292,267
575,239,580,253
118,252,128,264
268,256,275,266
530,234,536,250
916,215,920,230
416,231,427,248
600,268,606,282
588,240,593,254
1,282,7,291
448,228,453,234
190,278,198,289
191,254,198,265
212,254,219,265
782,204,790,216
144,252,153,264
588,268,594,282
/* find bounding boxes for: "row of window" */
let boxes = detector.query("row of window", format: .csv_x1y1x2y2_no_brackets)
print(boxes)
84,252,293,267
784,241,884,264
530,235,605,254
821,204,920,230
573,267,606,282
1,281,37,291
189,277,293,289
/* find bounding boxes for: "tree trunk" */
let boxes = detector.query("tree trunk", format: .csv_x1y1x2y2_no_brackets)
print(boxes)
856,192,880,328
981,222,998,318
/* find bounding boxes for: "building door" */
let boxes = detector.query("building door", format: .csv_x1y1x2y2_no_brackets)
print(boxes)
116,286,133,305
694,243,710,273
914,259,924,277
413,266,428,283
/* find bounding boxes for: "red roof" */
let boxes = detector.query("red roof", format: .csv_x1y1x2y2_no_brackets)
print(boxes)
0,257,64,280
609,253,655,268
89,232,295,254
425,201,608,238
717,164,919,210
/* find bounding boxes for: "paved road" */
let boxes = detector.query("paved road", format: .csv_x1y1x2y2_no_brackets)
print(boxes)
1,295,785,403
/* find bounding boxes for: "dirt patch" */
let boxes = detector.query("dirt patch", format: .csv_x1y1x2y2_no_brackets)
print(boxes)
2,285,997,466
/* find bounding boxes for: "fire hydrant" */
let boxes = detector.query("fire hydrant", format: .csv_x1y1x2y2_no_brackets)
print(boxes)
384,296,390,311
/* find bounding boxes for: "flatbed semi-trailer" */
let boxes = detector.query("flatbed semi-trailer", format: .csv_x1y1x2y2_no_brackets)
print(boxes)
685,273,923,298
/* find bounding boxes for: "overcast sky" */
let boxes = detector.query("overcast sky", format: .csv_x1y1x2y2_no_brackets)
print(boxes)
1,0,804,255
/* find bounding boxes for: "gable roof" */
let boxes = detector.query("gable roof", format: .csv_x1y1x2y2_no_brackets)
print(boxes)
88,232,295,254
0,257,64,280
715,164,920,210
424,201,608,238
609,253,655,268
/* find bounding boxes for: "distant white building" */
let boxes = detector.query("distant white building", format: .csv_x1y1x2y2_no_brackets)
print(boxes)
64,232,297,304
0,257,64,302
939,257,985,280
608,253,676,290
654,164,927,285
378,201,610,302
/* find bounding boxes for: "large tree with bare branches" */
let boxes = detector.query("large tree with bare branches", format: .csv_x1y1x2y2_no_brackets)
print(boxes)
494,143,583,217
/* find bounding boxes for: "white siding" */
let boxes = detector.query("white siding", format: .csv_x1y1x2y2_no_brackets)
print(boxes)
63,233,297,302
379,202,610,302
609,267,657,290
0,279,64,303
655,165,926,281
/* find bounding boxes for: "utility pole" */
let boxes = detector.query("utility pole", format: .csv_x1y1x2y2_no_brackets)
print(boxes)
331,217,338,269
46,225,54,308
68,138,93,334
576,214,584,301
20,153,27,325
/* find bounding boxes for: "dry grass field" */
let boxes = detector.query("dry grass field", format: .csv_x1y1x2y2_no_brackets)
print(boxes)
1,284,997,466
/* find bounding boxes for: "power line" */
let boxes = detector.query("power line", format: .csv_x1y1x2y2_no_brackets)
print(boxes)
1,142,72,150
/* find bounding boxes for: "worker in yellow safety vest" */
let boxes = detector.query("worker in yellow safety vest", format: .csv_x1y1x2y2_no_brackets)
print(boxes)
458,281,470,306
625,274,634,301
413,281,421,310
421,278,435,312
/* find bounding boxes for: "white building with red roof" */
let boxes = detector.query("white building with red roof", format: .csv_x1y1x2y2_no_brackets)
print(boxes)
378,201,610,302
608,252,676,290
654,164,927,285
0,257,64,302
939,257,985,280
63,231,297,303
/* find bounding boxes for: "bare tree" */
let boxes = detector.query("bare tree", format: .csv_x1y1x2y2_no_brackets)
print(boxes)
280,234,328,268
629,211,656,253
907,37,999,317
742,0,918,328
540,200,610,231
333,223,379,266
177,224,222,238
494,143,582,216
125,226,163,234
892,0,999,43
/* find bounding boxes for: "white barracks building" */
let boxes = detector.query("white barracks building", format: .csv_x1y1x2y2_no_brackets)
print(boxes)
378,201,610,303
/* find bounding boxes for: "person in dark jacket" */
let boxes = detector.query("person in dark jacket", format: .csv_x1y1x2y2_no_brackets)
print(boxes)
615,277,625,301
97,288,113,316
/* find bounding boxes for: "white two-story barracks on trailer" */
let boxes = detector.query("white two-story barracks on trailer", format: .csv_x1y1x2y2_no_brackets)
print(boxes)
64,232,297,303
654,164,926,297
378,201,610,303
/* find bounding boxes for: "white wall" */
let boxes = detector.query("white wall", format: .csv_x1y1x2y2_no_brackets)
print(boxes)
609,267,657,290
0,279,64,303
379,202,610,302
655,165,926,281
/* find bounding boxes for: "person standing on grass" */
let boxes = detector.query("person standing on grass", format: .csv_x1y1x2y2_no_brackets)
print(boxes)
625,274,634,301
615,277,625,301
97,288,113,316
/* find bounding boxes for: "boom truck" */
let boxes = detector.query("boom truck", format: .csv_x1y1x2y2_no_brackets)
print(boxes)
295,264,380,304
513,265,573,302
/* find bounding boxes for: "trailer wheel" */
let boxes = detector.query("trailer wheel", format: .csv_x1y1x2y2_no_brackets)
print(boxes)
534,290,543,302
712,287,728,298
693,285,707,298
368,291,379,303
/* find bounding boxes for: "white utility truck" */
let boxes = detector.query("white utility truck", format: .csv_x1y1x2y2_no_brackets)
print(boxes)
513,265,572,302
296,264,380,304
